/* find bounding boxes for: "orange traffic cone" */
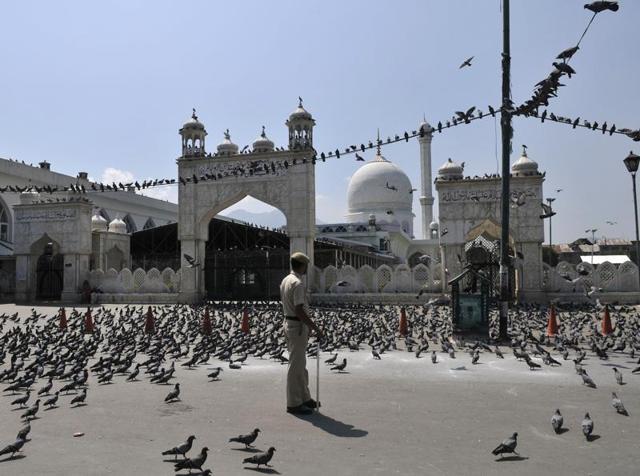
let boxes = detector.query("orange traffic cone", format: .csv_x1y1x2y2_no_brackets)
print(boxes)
546,304,558,337
84,308,94,334
241,308,250,334
399,307,408,337
601,304,613,336
144,306,155,334
59,308,67,331
202,308,212,336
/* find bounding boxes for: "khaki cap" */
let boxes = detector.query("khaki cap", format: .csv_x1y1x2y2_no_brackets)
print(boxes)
290,252,310,264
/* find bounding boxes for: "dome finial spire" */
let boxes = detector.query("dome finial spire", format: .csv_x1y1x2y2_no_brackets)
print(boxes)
261,125,266,138
192,108,198,121
224,128,230,140
298,96,303,108
376,128,381,156
522,144,528,156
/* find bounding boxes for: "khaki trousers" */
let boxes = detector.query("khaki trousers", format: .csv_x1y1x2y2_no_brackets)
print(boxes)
285,320,311,407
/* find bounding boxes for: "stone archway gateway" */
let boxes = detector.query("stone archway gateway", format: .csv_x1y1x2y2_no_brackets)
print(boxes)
177,102,317,303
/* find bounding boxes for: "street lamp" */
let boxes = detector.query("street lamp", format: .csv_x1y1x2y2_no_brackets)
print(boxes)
585,228,598,266
623,151,640,289
546,197,556,247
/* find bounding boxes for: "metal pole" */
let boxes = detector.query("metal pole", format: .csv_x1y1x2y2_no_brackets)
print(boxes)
591,230,595,266
498,0,512,340
632,173,640,288
316,338,320,413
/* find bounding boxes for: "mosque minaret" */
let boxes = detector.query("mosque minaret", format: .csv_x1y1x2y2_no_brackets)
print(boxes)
417,117,435,239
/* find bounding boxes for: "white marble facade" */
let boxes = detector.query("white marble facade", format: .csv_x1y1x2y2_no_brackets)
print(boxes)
177,104,317,303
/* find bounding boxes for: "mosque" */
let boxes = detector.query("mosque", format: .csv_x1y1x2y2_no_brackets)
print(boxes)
0,100,547,303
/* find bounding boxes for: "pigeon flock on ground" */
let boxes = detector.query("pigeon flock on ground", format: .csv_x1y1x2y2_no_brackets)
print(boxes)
0,299,638,471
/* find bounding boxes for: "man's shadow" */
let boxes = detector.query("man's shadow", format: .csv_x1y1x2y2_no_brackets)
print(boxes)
295,412,368,438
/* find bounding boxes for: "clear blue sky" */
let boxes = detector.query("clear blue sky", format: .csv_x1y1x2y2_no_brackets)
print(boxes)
1,0,638,243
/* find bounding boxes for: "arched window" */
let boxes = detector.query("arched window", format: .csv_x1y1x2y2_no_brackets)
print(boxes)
0,203,10,242
143,218,156,230
123,214,137,233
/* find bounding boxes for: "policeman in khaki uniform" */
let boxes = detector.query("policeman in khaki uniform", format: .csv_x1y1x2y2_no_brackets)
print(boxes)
280,252,322,415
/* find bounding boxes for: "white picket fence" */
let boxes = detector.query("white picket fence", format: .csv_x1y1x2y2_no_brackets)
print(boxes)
542,261,640,292
88,267,182,294
309,263,443,294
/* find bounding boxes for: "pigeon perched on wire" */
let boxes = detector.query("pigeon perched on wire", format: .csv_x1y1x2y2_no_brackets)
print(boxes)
174,447,208,473
584,1,619,14
243,447,276,469
556,45,579,61
162,435,196,460
229,428,260,448
491,432,518,459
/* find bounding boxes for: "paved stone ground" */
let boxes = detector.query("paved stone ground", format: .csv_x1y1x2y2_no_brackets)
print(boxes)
0,304,639,476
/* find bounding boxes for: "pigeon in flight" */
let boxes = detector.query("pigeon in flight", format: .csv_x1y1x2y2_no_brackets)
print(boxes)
174,447,208,473
162,435,196,460
229,428,261,448
183,253,201,268
243,447,276,469
491,432,518,459
540,203,556,219
355,153,365,161
581,413,594,440
551,409,564,434
459,56,474,69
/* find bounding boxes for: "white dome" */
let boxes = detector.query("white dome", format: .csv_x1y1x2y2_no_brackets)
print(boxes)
511,147,538,176
347,153,413,235
181,109,205,132
108,216,127,234
91,213,108,232
288,97,313,121
252,126,274,153
437,158,464,180
419,117,433,135
217,129,239,155
429,221,439,230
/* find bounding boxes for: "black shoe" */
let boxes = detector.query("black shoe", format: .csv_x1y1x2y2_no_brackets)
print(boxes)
303,399,318,409
287,404,313,415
